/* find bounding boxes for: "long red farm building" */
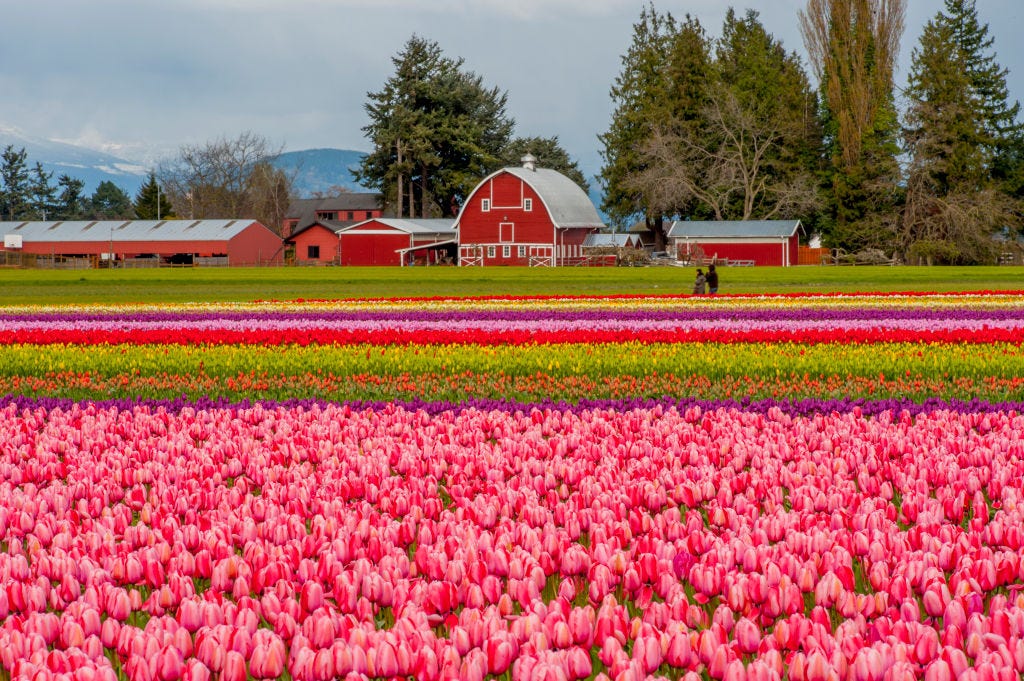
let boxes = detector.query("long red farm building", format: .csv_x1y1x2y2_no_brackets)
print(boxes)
0,219,284,266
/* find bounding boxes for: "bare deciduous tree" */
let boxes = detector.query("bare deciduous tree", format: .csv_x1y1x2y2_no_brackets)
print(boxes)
902,178,1008,264
625,90,821,221
160,131,295,234
799,0,906,169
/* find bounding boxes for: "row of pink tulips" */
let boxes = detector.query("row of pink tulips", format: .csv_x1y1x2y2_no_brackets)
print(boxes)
2,401,1024,680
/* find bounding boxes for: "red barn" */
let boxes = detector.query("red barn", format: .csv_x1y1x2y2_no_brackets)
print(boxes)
667,220,803,267
338,218,456,266
281,194,383,237
455,156,604,266
0,219,283,266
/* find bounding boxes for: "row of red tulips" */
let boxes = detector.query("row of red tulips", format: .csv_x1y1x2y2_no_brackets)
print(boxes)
2,327,1022,346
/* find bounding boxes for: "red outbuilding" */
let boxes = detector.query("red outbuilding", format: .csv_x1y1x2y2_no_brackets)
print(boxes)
667,220,804,267
0,219,283,266
281,194,383,237
287,221,343,265
338,218,456,267
455,156,604,266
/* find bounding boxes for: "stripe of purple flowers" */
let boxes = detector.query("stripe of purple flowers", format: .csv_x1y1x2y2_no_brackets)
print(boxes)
7,308,1024,324
3,394,1021,419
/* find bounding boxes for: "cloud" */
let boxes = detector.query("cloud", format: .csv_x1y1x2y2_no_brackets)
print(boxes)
179,0,632,19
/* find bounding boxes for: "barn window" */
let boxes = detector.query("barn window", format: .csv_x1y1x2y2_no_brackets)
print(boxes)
518,246,526,257
365,211,372,219
307,245,320,259
320,212,337,221
524,198,532,212
487,245,496,258
347,211,354,220
481,199,490,212
503,245,511,258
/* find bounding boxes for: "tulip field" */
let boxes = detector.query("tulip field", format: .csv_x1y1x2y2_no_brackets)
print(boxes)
2,291,1024,681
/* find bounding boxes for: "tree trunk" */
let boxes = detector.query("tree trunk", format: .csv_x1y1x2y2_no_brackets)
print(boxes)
421,164,428,218
648,214,666,252
396,139,404,218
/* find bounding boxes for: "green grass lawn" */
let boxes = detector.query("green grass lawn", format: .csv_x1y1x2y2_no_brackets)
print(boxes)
0,265,1022,304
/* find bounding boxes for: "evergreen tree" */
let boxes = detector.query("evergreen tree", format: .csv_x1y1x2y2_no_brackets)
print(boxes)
599,5,709,247
356,35,514,218
87,181,134,219
935,0,1024,203
0,145,30,221
28,162,56,220
901,7,1016,263
55,175,85,220
134,171,174,219
500,136,590,194
937,1,1021,146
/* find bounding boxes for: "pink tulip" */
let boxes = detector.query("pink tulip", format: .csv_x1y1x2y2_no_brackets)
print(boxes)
250,641,286,679
485,638,515,675
565,646,592,680
632,632,663,673
734,617,761,655
804,650,831,681
217,650,245,681
723,659,747,681
924,659,952,681
151,644,185,681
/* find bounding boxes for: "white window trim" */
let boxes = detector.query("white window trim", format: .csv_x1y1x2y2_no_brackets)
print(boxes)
481,198,490,212
487,245,496,258
502,245,511,258
524,198,532,212
517,245,526,257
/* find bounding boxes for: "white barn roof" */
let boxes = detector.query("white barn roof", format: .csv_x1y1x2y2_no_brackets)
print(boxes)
0,219,270,242
502,167,603,229
667,220,802,239
457,166,603,230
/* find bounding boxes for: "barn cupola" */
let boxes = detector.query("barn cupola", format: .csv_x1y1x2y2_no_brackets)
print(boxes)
521,153,537,171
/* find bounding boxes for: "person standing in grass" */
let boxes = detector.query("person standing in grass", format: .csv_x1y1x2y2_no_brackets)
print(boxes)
706,264,719,295
693,269,707,295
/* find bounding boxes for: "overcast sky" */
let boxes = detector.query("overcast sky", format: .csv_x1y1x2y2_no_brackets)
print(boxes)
2,0,1022,177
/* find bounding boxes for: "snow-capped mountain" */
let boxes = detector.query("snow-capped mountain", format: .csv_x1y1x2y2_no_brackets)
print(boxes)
0,125,149,195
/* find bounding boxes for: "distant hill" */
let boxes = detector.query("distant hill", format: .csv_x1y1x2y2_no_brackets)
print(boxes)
0,132,611,221
0,126,148,195
272,148,369,197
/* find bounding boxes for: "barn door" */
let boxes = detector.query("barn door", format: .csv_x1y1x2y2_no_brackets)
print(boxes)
528,245,553,267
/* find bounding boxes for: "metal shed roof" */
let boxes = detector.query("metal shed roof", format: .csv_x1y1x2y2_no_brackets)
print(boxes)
666,220,802,239
339,218,455,236
583,233,642,248
0,219,270,242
